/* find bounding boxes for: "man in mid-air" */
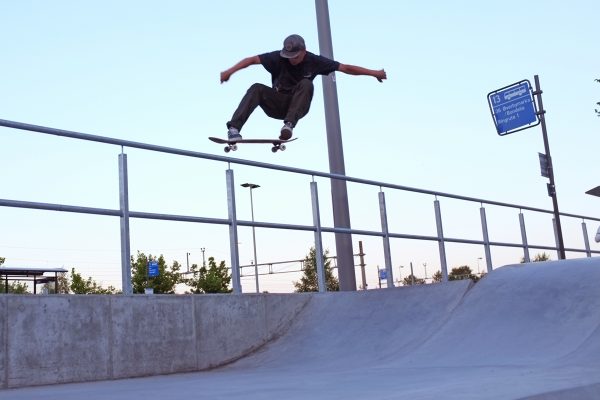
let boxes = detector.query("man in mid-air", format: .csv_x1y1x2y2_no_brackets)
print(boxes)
220,34,387,141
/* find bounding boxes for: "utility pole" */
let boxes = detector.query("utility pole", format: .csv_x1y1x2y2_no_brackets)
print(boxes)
315,0,356,291
358,241,367,290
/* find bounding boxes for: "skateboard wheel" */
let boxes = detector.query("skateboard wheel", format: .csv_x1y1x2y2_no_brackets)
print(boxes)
232,144,238,151
224,146,230,153
280,144,286,151
271,146,277,153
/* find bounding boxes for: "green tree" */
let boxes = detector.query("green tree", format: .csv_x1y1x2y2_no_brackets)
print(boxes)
402,274,425,285
520,252,551,263
131,252,182,294
294,247,339,292
56,272,70,294
42,272,70,294
431,270,443,283
70,268,117,294
6,281,30,294
186,257,232,294
448,265,480,282
0,257,4,266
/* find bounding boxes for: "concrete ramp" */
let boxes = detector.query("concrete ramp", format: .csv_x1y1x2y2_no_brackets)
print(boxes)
401,257,600,368
215,257,600,399
231,278,473,371
3,258,600,400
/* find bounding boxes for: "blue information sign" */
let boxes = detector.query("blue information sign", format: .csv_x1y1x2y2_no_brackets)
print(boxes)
148,261,159,277
378,269,387,280
488,80,539,135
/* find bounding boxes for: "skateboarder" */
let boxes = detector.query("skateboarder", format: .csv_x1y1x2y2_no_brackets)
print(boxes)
220,34,387,141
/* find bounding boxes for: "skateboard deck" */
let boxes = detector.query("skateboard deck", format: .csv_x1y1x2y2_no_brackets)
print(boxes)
209,137,298,153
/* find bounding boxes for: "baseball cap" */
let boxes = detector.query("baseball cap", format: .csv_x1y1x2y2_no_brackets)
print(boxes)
280,34,306,58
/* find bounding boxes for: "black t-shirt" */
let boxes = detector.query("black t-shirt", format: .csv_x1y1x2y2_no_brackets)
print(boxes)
259,50,340,93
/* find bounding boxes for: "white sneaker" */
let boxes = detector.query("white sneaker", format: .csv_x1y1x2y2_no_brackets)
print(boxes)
227,127,242,141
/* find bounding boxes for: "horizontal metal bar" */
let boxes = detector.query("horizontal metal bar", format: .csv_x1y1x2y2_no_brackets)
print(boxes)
237,220,316,232
2,118,597,220
0,198,120,216
129,211,229,225
321,227,385,237
0,198,315,234
3,197,598,257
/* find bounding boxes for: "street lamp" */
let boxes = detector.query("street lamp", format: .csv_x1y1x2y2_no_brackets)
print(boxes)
423,262,428,283
201,248,206,268
241,183,260,293
477,257,483,274
186,252,191,273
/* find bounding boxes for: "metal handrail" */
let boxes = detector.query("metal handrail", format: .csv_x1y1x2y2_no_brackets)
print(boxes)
3,118,597,220
1,118,599,294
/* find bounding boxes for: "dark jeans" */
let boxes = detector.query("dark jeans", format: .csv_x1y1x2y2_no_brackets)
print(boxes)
227,80,314,131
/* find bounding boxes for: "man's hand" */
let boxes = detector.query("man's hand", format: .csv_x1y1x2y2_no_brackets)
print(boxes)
220,56,260,84
220,70,232,84
375,69,387,83
338,64,387,82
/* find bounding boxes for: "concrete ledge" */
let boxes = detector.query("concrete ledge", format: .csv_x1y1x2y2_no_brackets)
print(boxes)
1,293,310,389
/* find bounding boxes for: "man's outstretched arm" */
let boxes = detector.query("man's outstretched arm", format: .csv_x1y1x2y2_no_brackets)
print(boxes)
220,55,261,83
338,64,387,82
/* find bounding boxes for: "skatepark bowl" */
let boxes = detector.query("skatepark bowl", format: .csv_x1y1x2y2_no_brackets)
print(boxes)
1,257,600,399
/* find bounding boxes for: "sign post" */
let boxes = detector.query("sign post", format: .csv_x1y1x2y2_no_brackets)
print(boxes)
148,261,159,278
488,80,539,135
146,260,159,294
533,75,565,259
488,76,565,259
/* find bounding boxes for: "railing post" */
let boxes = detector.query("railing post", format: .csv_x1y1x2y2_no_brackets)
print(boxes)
226,169,242,294
378,190,394,287
582,221,591,258
118,152,132,295
480,206,493,273
310,181,326,292
519,212,531,263
552,218,561,260
434,199,448,282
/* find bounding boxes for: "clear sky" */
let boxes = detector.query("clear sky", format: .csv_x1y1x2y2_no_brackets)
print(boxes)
1,0,599,292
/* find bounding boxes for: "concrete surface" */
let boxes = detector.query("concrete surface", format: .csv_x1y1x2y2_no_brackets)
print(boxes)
1,257,599,399
0,292,310,389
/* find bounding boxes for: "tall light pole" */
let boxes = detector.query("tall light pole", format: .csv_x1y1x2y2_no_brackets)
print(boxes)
477,257,483,274
186,252,190,273
423,262,428,283
398,265,403,286
315,0,356,291
241,183,260,293
201,247,206,268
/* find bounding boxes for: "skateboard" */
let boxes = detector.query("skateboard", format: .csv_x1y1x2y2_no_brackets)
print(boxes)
209,137,298,153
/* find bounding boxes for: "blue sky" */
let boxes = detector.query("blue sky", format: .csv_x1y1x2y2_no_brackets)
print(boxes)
1,0,599,292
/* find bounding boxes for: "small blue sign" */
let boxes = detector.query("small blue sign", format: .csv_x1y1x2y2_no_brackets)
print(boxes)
148,261,159,277
488,80,539,135
379,269,387,280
